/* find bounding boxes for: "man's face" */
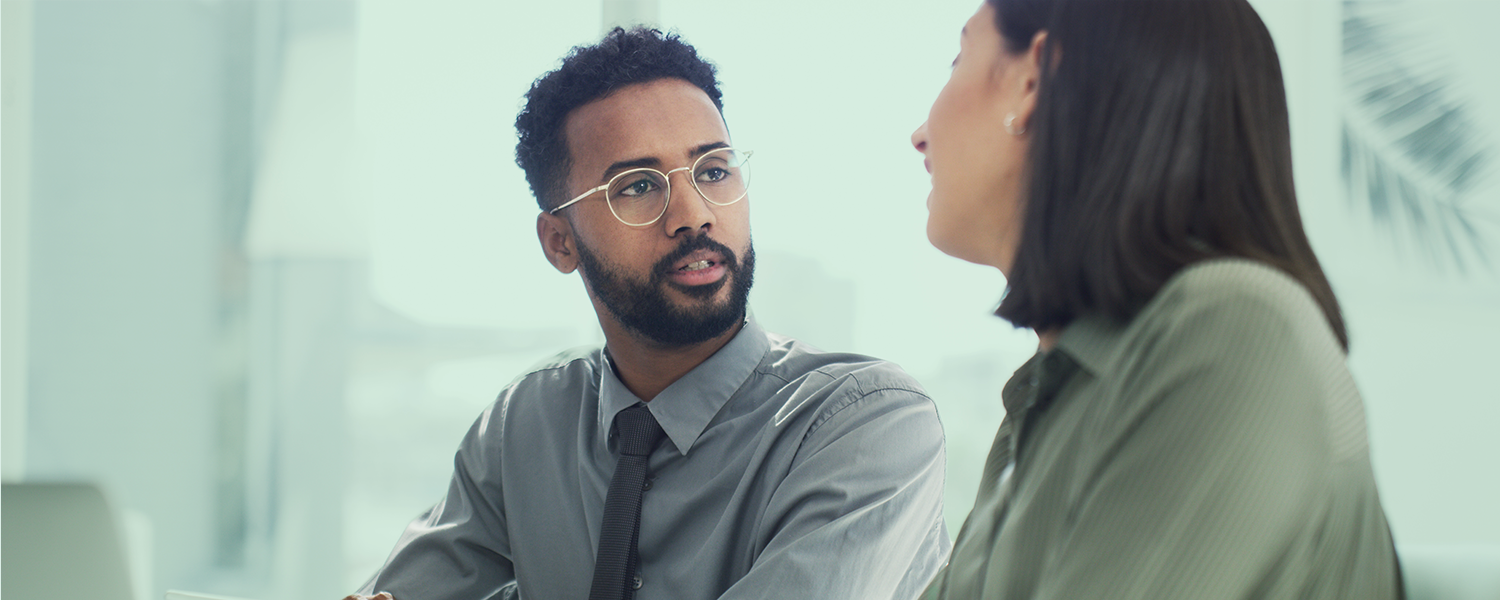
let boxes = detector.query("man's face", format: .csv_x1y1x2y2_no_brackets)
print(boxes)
558,78,754,347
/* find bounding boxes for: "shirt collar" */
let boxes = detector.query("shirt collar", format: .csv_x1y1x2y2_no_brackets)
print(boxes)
1053,312,1126,378
597,315,772,456
1001,313,1121,416
1000,353,1044,415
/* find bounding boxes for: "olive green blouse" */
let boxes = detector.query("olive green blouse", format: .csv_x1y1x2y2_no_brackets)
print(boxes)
922,259,1401,600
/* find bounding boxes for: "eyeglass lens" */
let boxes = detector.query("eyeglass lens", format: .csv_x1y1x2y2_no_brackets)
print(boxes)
605,148,752,225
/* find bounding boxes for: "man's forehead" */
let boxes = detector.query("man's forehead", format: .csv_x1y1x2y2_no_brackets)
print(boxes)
563,79,729,174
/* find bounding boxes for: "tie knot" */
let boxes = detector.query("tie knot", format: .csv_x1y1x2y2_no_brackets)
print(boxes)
615,404,666,457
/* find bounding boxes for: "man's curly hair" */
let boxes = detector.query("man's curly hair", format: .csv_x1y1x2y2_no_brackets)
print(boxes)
515,27,725,211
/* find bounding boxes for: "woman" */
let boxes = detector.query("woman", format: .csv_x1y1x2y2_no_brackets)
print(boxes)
910,0,1403,598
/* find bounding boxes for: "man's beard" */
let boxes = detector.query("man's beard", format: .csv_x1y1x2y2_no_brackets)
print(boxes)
575,234,755,347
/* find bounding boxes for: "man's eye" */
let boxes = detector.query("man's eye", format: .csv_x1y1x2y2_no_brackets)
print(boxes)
697,167,729,183
618,178,659,196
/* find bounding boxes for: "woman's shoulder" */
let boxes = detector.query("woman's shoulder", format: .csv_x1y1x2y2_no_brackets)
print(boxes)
1059,258,1339,375
1087,257,1351,380
1057,255,1357,391
1140,258,1332,338
1159,258,1313,307
1106,262,1370,464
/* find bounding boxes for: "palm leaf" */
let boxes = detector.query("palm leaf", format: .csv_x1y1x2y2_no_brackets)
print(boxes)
1341,0,1495,272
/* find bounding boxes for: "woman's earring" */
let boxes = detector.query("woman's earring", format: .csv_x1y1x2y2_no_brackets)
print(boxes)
1004,113,1027,136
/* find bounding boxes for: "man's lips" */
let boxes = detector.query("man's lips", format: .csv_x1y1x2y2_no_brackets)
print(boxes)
669,249,725,273
666,249,729,286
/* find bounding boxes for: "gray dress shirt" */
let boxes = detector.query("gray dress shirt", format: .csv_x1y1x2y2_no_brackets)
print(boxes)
360,317,951,600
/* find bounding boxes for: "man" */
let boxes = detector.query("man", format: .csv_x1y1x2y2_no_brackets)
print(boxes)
351,28,949,600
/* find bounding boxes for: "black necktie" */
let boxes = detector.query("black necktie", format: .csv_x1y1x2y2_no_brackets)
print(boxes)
589,404,666,600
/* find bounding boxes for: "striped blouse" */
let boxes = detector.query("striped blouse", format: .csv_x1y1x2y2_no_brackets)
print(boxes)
922,259,1401,600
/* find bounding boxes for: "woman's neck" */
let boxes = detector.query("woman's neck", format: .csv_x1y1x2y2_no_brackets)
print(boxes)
1037,329,1061,353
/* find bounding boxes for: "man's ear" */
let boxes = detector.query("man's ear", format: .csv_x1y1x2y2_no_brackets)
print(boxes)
537,212,579,274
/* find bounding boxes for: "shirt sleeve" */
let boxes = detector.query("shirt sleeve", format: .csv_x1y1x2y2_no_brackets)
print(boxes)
358,404,518,600
1033,284,1338,599
918,564,950,600
717,386,951,600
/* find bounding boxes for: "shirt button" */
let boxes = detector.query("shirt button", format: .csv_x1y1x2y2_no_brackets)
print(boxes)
633,575,643,590
643,478,653,491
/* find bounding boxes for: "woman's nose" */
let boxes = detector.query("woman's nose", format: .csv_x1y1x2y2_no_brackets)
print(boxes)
911,121,929,153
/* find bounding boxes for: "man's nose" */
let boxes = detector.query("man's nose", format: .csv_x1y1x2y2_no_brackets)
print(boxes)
662,169,715,237
911,121,929,153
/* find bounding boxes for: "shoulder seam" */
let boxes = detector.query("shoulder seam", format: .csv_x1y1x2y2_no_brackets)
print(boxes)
495,351,598,419
806,371,934,436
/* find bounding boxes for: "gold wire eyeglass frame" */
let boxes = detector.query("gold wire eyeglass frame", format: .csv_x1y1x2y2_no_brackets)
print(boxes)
547,148,753,227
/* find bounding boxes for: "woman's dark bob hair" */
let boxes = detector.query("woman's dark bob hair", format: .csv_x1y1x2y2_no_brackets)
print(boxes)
990,0,1349,350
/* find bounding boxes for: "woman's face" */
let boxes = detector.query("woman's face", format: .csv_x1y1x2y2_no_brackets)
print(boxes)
912,2,1041,275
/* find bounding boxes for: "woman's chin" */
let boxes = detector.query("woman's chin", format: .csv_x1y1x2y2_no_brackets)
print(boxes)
926,223,1010,274
926,223,977,264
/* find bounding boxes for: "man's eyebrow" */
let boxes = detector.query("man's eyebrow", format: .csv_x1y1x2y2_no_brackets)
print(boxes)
690,141,730,158
599,142,732,182
601,156,663,181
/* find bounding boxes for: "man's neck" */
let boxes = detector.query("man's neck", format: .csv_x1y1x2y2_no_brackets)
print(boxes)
601,318,745,402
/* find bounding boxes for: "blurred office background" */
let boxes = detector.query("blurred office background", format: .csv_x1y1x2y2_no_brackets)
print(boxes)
2,0,1496,598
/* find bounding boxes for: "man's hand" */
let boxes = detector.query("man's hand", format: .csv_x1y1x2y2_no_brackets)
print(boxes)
342,593,393,600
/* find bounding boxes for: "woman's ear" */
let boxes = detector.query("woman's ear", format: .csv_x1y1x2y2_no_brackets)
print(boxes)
1014,31,1049,130
537,212,579,274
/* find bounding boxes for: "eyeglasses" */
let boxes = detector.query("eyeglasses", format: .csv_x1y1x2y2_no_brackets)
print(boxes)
549,147,754,227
